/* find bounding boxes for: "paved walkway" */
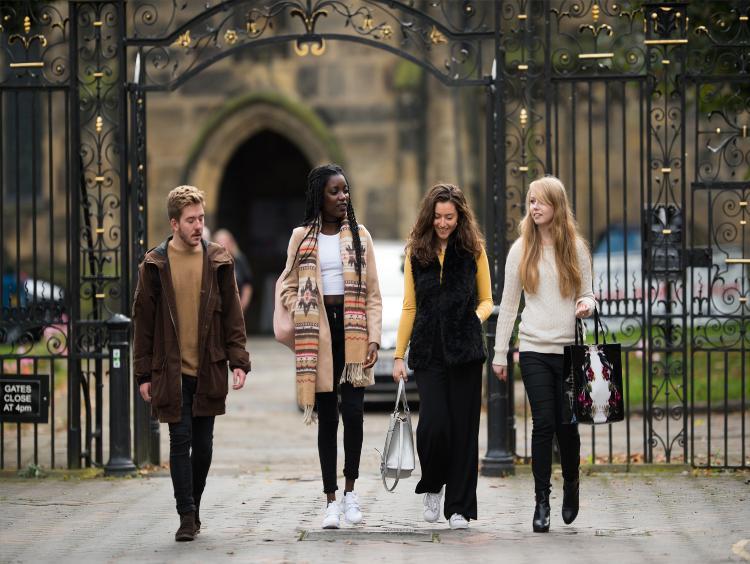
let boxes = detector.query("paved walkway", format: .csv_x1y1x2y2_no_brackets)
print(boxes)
1,339,748,563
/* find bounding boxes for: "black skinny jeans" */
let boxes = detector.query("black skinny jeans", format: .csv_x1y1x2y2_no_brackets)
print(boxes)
168,375,216,516
414,336,483,521
316,303,365,494
519,352,581,493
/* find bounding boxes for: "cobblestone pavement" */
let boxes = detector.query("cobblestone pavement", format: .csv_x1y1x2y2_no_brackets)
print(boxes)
1,339,749,563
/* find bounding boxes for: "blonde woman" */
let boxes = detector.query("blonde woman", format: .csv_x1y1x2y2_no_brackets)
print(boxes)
392,184,493,530
492,176,595,533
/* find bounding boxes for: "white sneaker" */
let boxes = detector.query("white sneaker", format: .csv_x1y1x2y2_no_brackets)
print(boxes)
449,513,469,530
423,488,443,523
322,501,340,529
342,491,363,524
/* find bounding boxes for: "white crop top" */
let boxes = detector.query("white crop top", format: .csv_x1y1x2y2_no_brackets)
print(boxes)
318,233,344,295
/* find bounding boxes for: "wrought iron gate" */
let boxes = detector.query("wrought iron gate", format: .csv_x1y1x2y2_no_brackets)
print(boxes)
496,1,748,469
0,1,129,470
0,1,747,470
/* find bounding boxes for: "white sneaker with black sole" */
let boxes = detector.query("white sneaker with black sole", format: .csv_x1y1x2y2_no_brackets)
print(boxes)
449,513,469,530
342,491,363,524
423,487,443,523
322,501,341,529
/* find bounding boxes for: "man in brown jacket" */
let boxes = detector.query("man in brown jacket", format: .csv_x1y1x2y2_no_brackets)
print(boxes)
133,185,250,542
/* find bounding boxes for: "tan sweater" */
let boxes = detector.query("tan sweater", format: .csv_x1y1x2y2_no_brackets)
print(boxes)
168,241,203,376
493,238,596,365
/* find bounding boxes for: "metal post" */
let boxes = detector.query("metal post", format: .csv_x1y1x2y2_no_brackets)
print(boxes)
149,410,161,464
104,314,136,476
482,307,516,476
133,382,160,466
67,0,82,471
481,1,515,477
129,75,160,467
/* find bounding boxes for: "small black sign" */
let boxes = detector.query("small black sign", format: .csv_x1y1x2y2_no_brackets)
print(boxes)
0,374,50,424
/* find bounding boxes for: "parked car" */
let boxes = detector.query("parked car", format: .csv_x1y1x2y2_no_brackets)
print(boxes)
368,240,417,407
592,226,744,321
1,273,66,344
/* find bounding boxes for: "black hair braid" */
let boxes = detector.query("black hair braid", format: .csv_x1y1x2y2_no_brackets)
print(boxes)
302,165,331,226
287,166,326,271
346,199,363,286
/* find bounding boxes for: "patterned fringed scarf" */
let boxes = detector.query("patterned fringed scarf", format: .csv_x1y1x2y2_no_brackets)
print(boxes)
294,218,369,425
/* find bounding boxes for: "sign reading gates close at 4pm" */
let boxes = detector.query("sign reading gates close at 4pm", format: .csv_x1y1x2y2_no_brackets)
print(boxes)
0,375,50,424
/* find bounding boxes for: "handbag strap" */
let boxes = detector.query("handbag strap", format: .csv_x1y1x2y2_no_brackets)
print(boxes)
593,307,607,344
381,419,404,492
575,318,584,346
393,378,410,414
576,307,609,346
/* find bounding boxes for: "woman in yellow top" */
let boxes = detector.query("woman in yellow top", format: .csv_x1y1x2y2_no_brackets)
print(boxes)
392,184,493,529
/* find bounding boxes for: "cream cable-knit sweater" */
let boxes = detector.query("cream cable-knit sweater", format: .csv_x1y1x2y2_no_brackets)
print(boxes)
493,238,596,365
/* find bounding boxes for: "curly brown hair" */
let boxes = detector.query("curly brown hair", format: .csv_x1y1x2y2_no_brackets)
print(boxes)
407,183,485,266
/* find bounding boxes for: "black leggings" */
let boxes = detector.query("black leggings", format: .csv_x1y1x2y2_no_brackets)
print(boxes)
316,303,365,494
519,352,580,493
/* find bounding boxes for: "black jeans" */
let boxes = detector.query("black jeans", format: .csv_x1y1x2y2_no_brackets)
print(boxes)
168,375,216,515
316,303,365,494
414,340,483,521
519,352,581,493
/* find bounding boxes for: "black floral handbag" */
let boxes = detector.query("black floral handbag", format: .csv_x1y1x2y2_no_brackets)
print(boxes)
562,309,624,425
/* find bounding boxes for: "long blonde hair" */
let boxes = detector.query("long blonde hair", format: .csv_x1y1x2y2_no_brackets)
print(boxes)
519,176,588,298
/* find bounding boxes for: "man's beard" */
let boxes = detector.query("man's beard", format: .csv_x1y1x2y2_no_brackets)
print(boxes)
179,228,201,247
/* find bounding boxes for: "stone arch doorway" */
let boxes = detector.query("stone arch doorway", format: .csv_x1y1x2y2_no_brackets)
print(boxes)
185,93,343,334
217,130,310,334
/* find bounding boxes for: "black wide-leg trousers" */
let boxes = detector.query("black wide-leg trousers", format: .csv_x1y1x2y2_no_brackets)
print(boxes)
414,351,483,521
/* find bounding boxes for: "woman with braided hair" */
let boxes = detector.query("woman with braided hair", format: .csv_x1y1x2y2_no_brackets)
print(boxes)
280,164,382,529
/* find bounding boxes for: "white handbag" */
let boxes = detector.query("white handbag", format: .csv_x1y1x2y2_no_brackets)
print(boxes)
380,378,415,492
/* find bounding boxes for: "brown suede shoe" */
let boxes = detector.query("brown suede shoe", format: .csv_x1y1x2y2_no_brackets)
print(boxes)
175,511,196,542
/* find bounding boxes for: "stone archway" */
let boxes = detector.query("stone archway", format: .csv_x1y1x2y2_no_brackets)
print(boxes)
185,92,344,214
184,93,343,334
215,131,310,334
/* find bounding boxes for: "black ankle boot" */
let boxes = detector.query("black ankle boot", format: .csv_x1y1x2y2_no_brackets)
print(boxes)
533,490,551,533
562,479,579,524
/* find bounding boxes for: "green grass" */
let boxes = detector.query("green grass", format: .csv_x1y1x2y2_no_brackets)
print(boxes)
611,321,748,406
620,350,747,408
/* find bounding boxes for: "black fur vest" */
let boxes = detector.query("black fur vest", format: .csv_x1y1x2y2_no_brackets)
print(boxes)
407,237,487,369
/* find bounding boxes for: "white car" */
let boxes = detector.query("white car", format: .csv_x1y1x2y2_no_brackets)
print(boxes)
369,240,418,406
1,275,66,344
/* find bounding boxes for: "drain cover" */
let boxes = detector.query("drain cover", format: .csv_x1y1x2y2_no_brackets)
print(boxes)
298,528,438,542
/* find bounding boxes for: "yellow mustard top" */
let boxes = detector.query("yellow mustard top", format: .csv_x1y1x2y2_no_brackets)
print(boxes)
394,246,493,359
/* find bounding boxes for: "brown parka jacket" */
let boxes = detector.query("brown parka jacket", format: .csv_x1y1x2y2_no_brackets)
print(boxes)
132,237,251,423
